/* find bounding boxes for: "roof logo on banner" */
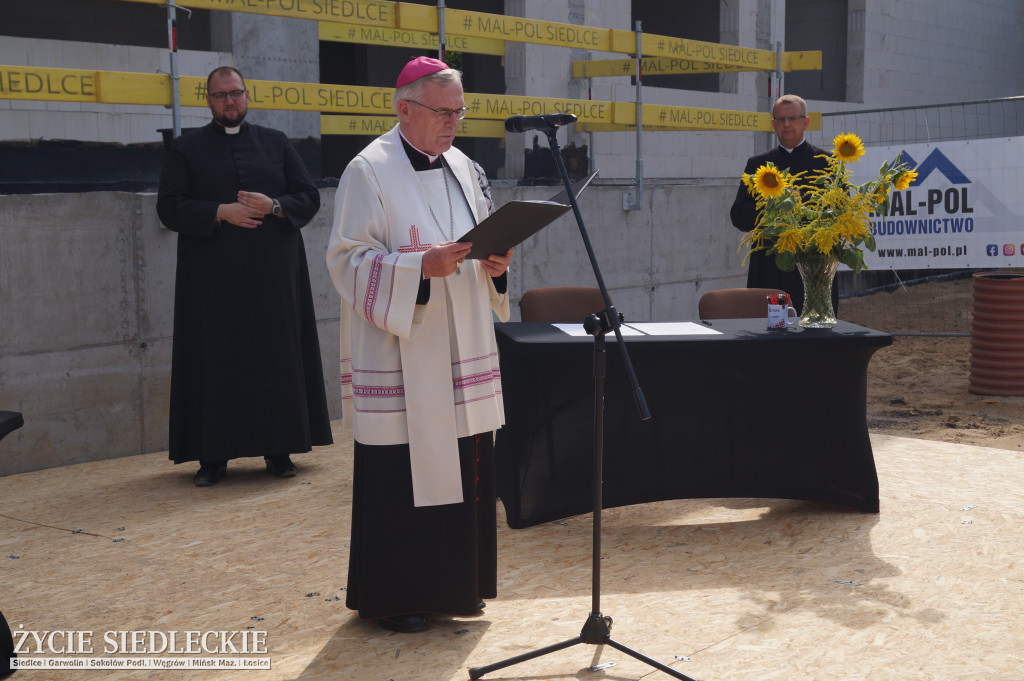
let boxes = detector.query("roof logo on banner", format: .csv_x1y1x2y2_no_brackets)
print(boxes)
899,149,971,186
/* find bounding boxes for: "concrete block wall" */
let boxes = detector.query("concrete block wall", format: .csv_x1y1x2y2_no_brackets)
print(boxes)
2,0,1022,475
508,0,1024,178
0,181,744,476
504,0,767,179
858,0,1024,107
0,10,320,145
0,191,342,476
0,37,228,144
226,13,320,140
3,1,1024,167
500,180,745,321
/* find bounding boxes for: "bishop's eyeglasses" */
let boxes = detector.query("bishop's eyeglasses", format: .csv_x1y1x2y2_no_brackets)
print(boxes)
772,115,807,124
408,99,470,120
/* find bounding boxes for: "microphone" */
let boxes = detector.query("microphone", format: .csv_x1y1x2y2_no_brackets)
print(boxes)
504,113,578,133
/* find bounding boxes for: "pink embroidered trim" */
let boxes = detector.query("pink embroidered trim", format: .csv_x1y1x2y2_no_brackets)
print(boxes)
352,384,405,399
457,393,497,407
398,224,433,253
451,352,499,367
454,370,498,390
362,253,385,328
382,254,397,329
354,406,406,414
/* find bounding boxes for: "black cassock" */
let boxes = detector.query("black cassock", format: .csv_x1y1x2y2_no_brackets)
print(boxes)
730,141,838,314
157,121,332,463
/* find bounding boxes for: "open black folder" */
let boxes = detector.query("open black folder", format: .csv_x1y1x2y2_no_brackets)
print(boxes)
459,171,598,259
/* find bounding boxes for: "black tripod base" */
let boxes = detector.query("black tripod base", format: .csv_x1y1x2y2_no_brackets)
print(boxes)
467,613,698,680
468,634,581,680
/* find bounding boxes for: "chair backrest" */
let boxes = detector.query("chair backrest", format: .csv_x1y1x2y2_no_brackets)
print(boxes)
698,287,789,320
0,411,23,443
520,286,608,323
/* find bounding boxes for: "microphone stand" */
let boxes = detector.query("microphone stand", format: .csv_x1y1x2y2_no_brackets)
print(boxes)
469,124,697,681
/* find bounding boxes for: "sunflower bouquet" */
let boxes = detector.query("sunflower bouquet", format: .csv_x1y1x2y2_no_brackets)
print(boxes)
740,133,918,274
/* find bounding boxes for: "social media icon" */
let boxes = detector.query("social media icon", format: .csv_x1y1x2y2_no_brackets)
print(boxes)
1004,244,1016,256
987,244,999,256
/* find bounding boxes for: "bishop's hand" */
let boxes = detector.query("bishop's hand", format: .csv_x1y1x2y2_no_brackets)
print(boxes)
422,241,473,278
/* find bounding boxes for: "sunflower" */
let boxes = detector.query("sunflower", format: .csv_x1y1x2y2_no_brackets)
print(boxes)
737,130,911,278
893,169,918,191
752,164,787,199
833,133,865,163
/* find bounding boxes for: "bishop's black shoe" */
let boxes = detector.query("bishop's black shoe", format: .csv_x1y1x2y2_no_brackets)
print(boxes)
378,614,429,633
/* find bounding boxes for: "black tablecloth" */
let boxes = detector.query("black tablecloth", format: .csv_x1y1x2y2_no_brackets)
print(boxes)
494,319,892,528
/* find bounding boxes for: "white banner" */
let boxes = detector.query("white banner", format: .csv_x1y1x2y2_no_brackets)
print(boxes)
853,137,1024,269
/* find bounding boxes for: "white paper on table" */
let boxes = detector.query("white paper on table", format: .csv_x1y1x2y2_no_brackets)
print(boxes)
550,321,718,336
551,323,645,337
623,322,723,336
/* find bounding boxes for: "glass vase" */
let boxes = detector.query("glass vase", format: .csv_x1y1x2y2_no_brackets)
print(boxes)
797,256,839,328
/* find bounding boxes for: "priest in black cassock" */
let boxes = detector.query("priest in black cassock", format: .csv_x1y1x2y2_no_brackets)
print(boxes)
157,66,332,487
730,93,838,314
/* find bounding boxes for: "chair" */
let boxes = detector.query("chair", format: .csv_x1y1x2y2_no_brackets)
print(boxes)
0,411,23,443
0,412,22,676
698,287,790,320
519,286,609,323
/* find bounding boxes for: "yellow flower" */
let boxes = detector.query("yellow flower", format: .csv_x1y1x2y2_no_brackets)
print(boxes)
736,132,909,275
834,210,872,242
775,229,805,254
810,227,841,254
833,133,865,162
752,164,787,198
818,186,849,212
746,229,767,251
894,169,918,191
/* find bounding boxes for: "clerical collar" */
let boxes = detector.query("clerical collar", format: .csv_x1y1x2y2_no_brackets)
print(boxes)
214,121,243,135
779,139,806,153
399,130,441,171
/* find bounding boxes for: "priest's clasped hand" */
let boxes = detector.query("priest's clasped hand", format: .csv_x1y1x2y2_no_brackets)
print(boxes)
237,190,277,216
216,201,263,229
217,191,281,229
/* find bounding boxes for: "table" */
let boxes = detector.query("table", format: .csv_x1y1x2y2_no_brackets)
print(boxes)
493,319,892,528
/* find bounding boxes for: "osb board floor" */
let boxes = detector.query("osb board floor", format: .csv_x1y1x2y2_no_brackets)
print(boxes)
1,422,1022,681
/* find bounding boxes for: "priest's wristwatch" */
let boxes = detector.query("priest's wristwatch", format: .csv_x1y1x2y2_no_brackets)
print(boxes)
271,199,281,216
